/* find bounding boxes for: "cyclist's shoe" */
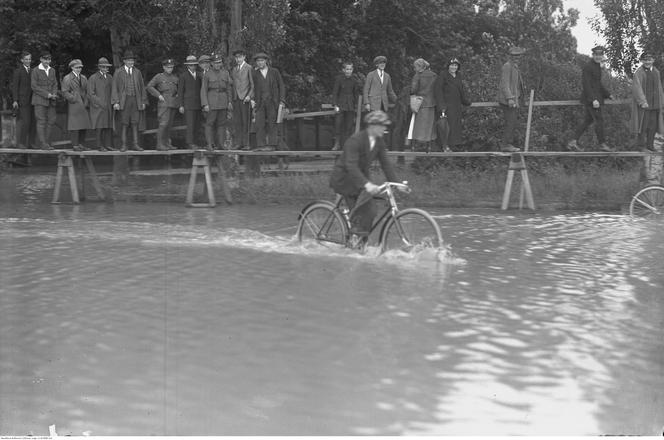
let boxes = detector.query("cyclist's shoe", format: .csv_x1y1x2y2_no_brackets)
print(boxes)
599,142,615,152
348,233,368,251
567,139,582,152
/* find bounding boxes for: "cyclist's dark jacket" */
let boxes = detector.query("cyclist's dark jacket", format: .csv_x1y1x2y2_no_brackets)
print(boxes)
329,129,398,196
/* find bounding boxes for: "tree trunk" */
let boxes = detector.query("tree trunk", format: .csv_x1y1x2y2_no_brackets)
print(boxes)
229,0,242,50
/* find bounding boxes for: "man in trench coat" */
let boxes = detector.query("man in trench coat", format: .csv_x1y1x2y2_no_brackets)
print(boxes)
88,57,115,151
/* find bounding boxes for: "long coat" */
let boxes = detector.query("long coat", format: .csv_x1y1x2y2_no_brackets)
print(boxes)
329,129,398,196
201,68,232,110
62,72,91,130
363,69,397,111
31,66,58,107
332,74,361,111
497,60,524,107
178,69,202,110
630,65,664,134
410,69,438,141
434,71,471,146
12,65,32,106
251,67,286,108
88,71,113,129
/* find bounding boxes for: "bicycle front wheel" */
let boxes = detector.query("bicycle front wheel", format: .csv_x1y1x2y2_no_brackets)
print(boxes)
297,202,348,249
630,186,664,218
380,208,443,253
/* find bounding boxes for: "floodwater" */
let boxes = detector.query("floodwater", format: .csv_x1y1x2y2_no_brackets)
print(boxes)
0,199,663,435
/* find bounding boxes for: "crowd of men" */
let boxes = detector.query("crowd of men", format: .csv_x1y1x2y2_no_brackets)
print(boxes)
9,45,664,153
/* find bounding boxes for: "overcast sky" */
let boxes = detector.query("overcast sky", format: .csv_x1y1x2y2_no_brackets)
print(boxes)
564,0,606,55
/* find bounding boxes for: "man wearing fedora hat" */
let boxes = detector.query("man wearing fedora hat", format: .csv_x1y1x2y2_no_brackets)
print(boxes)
201,54,233,150
567,45,614,152
62,59,92,151
363,55,397,113
251,52,285,151
147,58,180,150
112,50,148,151
329,110,399,247
11,51,34,149
31,52,59,150
630,52,664,151
198,55,211,78
178,55,202,149
497,46,526,152
88,57,115,151
231,48,254,150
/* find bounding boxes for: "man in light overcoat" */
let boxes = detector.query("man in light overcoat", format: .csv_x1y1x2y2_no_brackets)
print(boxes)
88,57,114,151
630,51,664,151
62,59,92,151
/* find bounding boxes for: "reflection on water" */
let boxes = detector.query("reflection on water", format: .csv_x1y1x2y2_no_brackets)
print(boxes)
0,203,663,435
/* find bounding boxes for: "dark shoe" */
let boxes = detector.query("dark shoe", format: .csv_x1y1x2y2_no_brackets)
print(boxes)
130,145,144,151
106,145,116,151
119,145,128,152
17,144,27,150
501,144,520,153
156,145,169,151
188,144,200,150
168,144,177,150
73,144,85,152
99,146,109,152
241,146,252,151
599,143,614,152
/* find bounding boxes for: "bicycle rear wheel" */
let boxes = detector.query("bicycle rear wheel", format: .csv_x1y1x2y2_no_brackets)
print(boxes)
297,202,348,249
380,208,443,253
630,186,664,218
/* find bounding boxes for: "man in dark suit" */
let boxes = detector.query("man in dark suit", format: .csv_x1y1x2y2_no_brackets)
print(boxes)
251,52,285,151
231,48,254,150
111,50,148,151
11,51,33,149
567,45,614,152
31,52,59,150
329,110,399,242
178,55,202,149
332,61,361,150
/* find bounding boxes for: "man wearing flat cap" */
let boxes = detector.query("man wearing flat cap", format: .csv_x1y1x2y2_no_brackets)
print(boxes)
178,55,202,149
329,110,399,247
147,58,180,150
11,51,34,149
62,59,92,151
251,52,286,151
112,50,148,151
363,55,397,113
231,48,254,150
567,45,614,152
630,52,664,151
88,57,115,151
497,46,526,152
31,52,59,149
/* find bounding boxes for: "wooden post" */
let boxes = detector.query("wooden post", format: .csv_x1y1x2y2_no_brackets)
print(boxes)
185,151,216,207
355,95,363,133
52,153,80,204
501,153,534,210
84,157,106,201
214,156,233,204
519,89,535,209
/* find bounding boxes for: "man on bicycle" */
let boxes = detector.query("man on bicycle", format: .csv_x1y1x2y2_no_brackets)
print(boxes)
329,110,399,241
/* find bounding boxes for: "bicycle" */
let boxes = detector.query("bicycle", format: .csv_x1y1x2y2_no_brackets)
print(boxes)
296,181,443,253
630,185,664,218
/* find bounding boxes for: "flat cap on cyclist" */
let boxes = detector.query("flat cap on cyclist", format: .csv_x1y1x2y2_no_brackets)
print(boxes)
364,110,391,126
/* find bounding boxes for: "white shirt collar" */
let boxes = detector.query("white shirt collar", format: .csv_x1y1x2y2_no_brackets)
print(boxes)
38,63,50,73
369,135,376,150
125,65,132,74
189,68,196,77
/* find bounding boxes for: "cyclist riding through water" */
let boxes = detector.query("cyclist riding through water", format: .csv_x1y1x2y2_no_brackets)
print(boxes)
329,110,400,243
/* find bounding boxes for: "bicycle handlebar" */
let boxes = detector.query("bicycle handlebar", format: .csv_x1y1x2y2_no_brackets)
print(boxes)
377,181,411,194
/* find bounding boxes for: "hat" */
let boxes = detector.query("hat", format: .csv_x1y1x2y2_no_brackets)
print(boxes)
97,57,112,67
591,45,605,55
640,51,655,61
211,54,223,63
364,110,391,126
122,50,136,60
198,54,211,63
508,46,525,56
184,55,198,65
40,52,51,59
162,58,175,66
373,55,387,65
68,59,83,69
253,52,269,61
448,58,461,67
232,48,246,56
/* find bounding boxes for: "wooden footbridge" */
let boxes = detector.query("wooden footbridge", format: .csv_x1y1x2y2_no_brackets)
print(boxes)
1,93,661,209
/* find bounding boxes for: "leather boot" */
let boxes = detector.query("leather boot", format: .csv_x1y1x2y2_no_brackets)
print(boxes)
204,124,214,151
216,126,226,150
156,125,167,151
131,125,143,151
96,128,104,151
